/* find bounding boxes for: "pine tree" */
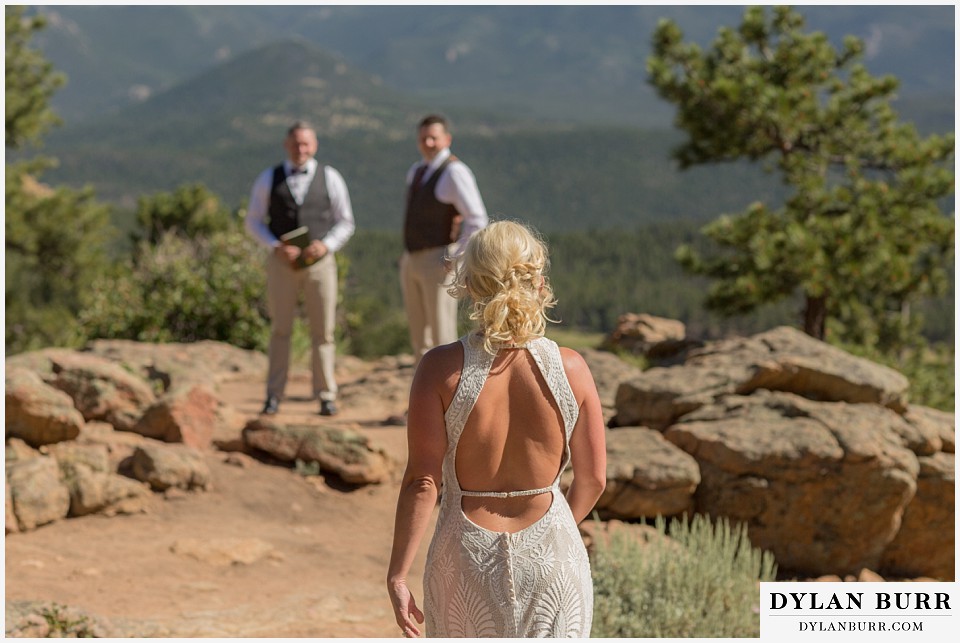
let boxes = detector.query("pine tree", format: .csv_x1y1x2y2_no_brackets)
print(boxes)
5,6,64,149
5,7,112,354
649,6,954,351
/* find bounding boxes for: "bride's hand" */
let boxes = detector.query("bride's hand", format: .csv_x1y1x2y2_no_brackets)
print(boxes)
387,578,424,637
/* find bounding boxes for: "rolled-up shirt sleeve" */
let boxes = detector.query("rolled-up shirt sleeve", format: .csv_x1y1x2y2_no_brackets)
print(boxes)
321,166,356,253
436,161,488,258
245,168,279,249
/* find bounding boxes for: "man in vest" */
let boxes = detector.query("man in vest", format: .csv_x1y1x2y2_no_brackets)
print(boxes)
245,121,356,416
401,114,489,363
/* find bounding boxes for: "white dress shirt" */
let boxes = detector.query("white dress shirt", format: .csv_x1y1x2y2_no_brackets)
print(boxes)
246,158,356,252
405,147,488,258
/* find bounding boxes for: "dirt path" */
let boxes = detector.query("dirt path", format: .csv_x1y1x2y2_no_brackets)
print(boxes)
4,365,430,638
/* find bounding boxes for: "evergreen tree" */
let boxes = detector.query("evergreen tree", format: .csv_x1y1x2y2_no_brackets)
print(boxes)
5,7,113,354
132,183,234,246
5,6,64,148
649,6,954,351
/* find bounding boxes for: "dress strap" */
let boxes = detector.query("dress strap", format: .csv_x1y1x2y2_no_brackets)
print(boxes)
460,485,555,499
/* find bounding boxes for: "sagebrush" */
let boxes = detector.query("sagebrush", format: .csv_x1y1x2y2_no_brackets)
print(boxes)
591,514,777,637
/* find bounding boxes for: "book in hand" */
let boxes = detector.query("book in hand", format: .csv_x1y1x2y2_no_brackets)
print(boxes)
279,226,317,270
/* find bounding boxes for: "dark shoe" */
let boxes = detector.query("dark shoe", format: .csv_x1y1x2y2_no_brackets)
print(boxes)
319,400,338,416
261,396,280,415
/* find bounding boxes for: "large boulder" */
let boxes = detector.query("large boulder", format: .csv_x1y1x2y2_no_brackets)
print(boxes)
128,443,211,492
242,418,391,485
663,390,919,577
63,462,154,517
85,339,267,389
595,427,700,519
903,405,955,454
6,456,71,531
46,353,157,432
50,443,152,517
577,349,644,424
5,367,85,447
613,326,910,429
4,348,77,378
602,313,690,358
880,451,955,580
132,383,219,448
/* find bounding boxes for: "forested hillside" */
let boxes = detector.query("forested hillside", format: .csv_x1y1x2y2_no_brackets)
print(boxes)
45,118,789,233
338,226,953,354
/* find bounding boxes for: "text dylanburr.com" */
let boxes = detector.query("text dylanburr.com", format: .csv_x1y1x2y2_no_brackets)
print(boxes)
760,582,956,639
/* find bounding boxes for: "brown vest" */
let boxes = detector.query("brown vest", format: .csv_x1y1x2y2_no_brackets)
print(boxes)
403,157,461,252
267,165,335,242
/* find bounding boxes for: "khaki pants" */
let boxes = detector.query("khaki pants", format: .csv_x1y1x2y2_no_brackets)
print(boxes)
266,251,338,401
400,247,458,363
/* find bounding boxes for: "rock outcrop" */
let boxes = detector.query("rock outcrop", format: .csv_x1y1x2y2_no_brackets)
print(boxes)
604,324,954,579
664,391,919,575
602,313,692,359
578,349,644,424
4,331,952,582
880,451,955,580
45,353,158,432
613,326,910,429
85,338,268,388
242,418,391,485
595,427,700,519
4,340,264,532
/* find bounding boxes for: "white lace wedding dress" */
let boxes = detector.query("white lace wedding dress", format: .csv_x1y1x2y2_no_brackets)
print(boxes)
423,333,593,638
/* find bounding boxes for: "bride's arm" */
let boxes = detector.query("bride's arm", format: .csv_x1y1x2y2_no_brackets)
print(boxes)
560,348,607,524
386,346,455,637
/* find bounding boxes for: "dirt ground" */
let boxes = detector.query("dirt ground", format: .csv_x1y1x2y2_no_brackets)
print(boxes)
4,365,429,638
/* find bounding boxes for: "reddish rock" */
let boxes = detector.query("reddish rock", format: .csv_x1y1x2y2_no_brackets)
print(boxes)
133,384,219,448
5,367,84,447
880,451,955,580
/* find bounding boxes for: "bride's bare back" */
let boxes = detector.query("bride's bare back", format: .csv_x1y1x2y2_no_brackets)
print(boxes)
456,347,566,533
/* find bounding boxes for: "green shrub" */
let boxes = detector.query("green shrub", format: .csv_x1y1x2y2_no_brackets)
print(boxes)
39,602,97,637
132,182,234,246
591,515,777,638
340,294,411,359
80,228,269,350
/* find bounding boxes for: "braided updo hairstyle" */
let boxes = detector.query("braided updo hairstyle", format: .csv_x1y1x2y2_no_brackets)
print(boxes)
449,220,557,355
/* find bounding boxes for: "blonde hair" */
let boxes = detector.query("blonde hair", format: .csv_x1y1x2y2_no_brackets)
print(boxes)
449,220,557,354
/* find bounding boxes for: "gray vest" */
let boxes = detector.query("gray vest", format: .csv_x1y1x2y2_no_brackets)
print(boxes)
267,165,334,243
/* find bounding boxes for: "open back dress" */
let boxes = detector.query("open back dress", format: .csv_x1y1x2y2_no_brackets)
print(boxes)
422,333,593,637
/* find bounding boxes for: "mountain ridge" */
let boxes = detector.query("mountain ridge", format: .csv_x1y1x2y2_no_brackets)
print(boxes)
33,5,955,127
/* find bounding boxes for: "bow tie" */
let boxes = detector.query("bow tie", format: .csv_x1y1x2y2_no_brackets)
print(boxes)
289,167,308,176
